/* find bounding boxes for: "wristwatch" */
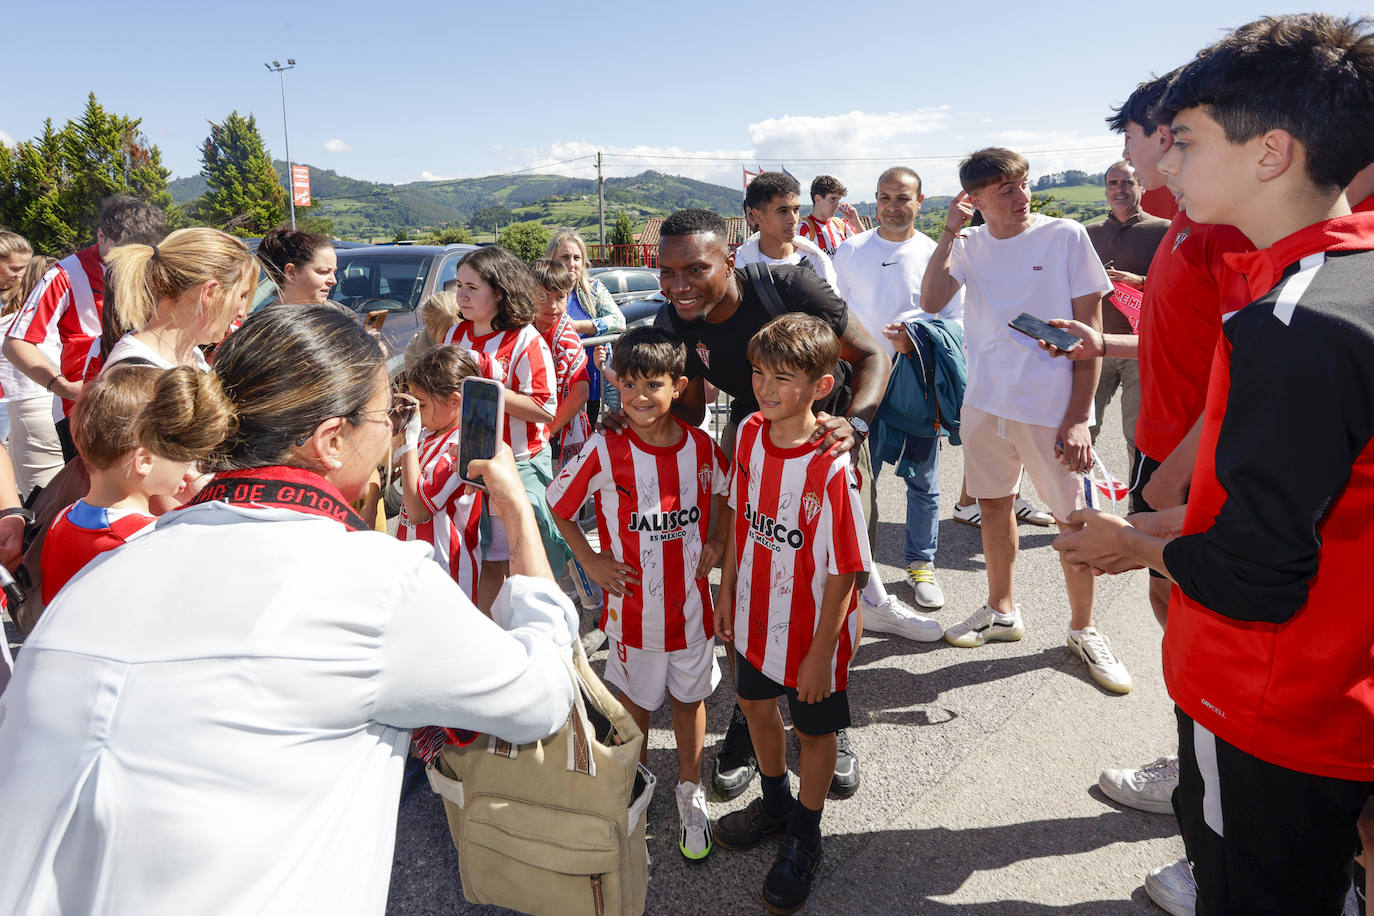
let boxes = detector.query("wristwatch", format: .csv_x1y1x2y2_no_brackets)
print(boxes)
846,416,870,443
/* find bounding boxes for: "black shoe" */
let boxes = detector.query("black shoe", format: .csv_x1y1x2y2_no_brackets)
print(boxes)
762,834,823,914
714,797,793,851
829,728,860,798
712,703,758,799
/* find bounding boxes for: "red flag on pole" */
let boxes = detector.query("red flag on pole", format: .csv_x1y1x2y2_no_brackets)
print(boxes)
291,165,311,207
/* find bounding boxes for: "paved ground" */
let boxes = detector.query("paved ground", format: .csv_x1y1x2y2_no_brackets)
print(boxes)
382,420,1192,914
3,416,1191,914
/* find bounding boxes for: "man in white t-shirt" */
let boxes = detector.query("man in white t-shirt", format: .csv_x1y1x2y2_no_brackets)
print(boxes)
833,167,963,616
921,147,1130,695
734,172,838,290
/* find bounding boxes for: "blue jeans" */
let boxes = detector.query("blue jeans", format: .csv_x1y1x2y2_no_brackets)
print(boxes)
873,435,940,567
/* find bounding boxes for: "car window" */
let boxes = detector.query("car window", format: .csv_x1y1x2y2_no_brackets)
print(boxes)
596,273,622,294
331,254,432,311
436,256,460,293
625,272,659,292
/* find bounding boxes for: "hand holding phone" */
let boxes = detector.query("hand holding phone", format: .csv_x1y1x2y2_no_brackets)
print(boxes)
1008,312,1084,354
457,377,505,490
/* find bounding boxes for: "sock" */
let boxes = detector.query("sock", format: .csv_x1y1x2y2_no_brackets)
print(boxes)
787,801,823,850
861,574,888,607
760,771,793,819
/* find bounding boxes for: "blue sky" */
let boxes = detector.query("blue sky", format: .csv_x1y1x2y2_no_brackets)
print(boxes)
4,1,1362,198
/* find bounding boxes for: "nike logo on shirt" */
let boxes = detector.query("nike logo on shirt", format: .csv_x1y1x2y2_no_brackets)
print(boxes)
882,260,900,267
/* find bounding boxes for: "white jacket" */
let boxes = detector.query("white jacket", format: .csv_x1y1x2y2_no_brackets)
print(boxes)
0,500,576,915
732,232,840,291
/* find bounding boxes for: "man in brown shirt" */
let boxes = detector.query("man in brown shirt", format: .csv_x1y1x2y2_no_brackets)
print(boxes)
1085,161,1169,466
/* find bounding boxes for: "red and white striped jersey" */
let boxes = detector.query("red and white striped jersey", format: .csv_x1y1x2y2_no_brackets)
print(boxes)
799,215,857,257
443,322,555,461
729,412,871,690
546,420,728,651
540,314,592,461
5,246,104,419
396,426,482,601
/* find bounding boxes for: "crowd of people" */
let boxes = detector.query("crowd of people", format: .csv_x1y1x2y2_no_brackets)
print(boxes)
0,12,1371,915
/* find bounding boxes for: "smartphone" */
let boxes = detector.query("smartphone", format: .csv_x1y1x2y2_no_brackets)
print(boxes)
1008,312,1083,354
364,309,388,333
457,377,505,490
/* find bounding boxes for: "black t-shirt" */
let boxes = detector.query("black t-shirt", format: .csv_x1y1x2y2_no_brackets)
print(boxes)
654,265,851,424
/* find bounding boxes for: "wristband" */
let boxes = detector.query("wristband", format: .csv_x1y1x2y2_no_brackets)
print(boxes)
942,225,962,239
45,374,58,392
0,506,34,525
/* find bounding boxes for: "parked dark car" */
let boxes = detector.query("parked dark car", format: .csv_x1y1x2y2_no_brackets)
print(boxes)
250,243,477,378
588,267,662,307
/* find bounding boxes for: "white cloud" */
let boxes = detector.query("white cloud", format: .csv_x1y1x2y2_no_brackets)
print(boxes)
0,129,13,147
502,110,1124,202
322,138,352,153
419,170,456,181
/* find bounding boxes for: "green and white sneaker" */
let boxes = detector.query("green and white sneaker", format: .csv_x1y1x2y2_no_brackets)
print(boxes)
676,780,712,861
944,604,1026,647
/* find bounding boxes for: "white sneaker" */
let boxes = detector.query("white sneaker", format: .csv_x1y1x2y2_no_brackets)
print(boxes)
581,627,607,655
863,594,943,642
944,604,1025,647
953,502,981,528
1145,858,1197,916
905,562,945,609
1067,627,1133,694
675,780,713,861
1014,497,1055,526
1099,755,1179,815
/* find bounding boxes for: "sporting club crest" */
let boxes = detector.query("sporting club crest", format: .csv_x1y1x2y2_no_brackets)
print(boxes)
801,490,822,524
696,343,711,369
698,463,712,493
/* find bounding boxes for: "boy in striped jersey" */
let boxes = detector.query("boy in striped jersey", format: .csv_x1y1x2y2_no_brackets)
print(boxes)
714,313,871,914
547,327,730,863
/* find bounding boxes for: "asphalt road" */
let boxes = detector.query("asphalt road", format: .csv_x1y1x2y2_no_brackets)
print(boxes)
383,415,1192,914
2,412,1190,914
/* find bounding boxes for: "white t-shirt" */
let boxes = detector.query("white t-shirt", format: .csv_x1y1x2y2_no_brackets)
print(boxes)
732,233,839,291
0,501,576,915
832,228,965,357
950,214,1111,428
101,333,211,374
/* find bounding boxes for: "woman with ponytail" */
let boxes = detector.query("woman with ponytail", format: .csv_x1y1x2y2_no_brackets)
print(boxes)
96,227,256,375
0,304,578,914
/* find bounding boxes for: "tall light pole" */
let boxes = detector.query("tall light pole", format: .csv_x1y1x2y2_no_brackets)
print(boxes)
264,59,297,229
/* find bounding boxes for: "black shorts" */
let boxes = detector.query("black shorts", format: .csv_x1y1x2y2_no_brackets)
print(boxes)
1129,453,1167,580
1174,706,1369,913
734,650,850,736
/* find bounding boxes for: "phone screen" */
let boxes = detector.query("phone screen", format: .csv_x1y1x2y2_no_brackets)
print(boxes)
364,309,388,332
1008,312,1083,353
458,378,504,488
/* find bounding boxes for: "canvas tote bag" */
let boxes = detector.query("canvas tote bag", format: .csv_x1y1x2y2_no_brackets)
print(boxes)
426,640,654,916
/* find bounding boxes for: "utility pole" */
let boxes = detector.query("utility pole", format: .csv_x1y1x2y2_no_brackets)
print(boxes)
597,151,606,265
265,59,297,229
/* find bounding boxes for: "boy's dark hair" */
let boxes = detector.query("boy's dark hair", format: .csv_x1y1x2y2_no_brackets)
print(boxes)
457,246,537,331
959,148,1030,195
1105,70,1178,137
746,313,840,382
1156,14,1374,189
529,257,575,294
660,208,728,240
408,344,481,398
612,327,686,380
745,172,801,212
810,175,846,202
99,195,167,247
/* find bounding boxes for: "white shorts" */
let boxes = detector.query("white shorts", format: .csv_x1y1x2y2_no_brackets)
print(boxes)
602,636,721,711
962,405,1080,523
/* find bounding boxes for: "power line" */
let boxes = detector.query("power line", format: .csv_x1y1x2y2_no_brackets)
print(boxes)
600,145,1122,164
318,154,597,202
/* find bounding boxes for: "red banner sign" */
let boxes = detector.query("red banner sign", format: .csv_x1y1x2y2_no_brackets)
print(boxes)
291,165,311,207
1110,281,1143,333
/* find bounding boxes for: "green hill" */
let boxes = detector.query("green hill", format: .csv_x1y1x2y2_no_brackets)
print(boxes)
167,164,743,241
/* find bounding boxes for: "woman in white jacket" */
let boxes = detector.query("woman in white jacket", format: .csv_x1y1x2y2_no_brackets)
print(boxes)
0,303,578,915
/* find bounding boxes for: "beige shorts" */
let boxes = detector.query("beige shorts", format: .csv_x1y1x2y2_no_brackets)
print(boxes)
962,406,1080,523
603,636,720,711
